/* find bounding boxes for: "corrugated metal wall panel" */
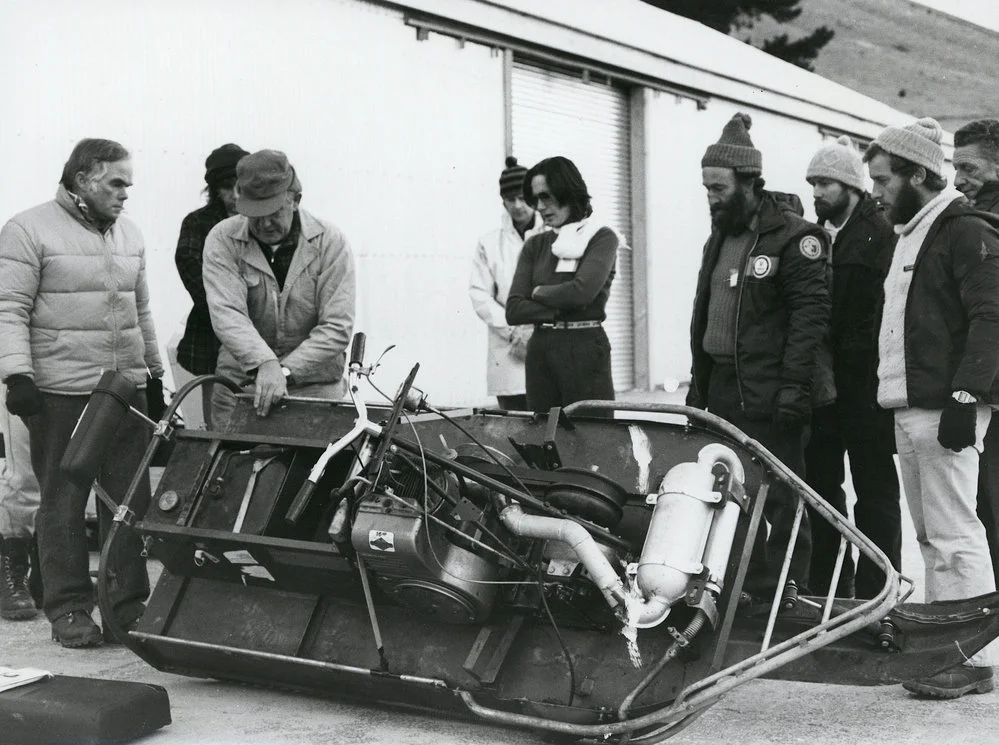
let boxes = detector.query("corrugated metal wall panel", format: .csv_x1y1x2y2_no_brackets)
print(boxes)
510,61,635,391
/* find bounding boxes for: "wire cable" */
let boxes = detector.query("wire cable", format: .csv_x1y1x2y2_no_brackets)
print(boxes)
536,562,577,707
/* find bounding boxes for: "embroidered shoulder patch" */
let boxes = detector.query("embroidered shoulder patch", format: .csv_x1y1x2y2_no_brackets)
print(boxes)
799,235,823,260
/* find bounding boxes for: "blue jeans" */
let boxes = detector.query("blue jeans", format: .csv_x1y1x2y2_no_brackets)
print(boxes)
24,392,150,625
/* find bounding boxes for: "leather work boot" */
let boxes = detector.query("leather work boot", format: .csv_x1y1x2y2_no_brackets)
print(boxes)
51,610,103,648
0,536,38,621
903,663,995,699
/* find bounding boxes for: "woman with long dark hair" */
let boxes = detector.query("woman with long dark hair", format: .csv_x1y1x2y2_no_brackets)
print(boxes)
505,156,617,411
175,143,249,427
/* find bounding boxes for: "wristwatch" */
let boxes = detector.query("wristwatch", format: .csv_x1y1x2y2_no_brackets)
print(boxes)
281,366,295,386
952,390,977,404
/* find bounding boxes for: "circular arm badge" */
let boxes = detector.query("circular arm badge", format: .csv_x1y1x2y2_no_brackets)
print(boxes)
799,235,823,260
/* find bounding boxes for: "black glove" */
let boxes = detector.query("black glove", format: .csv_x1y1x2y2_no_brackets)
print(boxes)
5,375,42,418
937,398,977,452
774,385,810,431
145,376,167,421
685,384,705,410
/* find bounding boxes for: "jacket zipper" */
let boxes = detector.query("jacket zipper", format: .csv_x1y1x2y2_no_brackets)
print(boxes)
733,234,760,412
105,232,120,371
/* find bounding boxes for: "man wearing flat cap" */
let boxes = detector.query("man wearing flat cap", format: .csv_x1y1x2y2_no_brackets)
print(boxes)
865,117,999,698
175,143,249,426
203,149,356,425
687,113,832,601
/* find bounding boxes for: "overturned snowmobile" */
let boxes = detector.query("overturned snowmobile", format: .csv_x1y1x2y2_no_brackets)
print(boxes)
85,334,999,743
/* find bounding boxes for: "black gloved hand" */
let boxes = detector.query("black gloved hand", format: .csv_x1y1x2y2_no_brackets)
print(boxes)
774,385,810,431
685,384,705,410
5,375,42,418
937,398,977,452
145,376,167,421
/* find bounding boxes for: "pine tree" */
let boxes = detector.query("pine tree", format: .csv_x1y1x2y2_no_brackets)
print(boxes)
640,1,834,71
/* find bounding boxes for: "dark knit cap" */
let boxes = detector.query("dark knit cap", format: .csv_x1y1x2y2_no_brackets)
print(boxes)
499,156,528,197
205,143,249,186
701,113,762,174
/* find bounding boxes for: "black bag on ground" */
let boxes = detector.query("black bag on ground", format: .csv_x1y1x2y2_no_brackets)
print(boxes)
0,674,171,745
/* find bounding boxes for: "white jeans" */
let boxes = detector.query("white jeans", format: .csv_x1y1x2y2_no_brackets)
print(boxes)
894,405,997,666
0,382,41,538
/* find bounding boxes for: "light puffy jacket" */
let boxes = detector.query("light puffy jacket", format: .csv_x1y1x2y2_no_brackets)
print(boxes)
202,208,355,395
0,186,163,394
469,211,543,396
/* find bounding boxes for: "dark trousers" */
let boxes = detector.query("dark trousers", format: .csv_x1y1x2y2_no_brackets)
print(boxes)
24,392,150,625
525,326,614,412
978,418,999,584
496,394,528,411
805,404,901,598
706,364,811,593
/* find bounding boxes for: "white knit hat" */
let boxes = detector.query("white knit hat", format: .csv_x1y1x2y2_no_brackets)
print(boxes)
872,117,946,177
806,135,866,192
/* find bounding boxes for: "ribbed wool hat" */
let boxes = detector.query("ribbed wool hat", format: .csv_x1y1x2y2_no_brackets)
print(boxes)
702,113,762,173
806,135,866,192
872,117,946,177
499,156,528,197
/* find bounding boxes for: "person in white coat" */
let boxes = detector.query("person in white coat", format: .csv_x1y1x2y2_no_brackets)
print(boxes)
469,157,543,410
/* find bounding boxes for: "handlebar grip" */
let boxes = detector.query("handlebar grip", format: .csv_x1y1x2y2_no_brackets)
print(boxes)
285,480,316,525
350,332,366,368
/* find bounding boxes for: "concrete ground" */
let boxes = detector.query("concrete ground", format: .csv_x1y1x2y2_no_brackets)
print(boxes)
2,389,997,744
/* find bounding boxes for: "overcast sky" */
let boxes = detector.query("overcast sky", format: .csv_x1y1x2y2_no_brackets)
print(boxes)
907,0,999,32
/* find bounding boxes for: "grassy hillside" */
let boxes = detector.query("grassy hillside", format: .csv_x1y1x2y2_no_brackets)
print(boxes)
741,0,999,132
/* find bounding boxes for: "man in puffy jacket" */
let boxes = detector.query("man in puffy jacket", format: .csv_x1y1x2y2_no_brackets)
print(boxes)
203,150,355,427
802,136,901,599
0,138,164,648
865,117,999,698
687,112,832,599
469,156,543,410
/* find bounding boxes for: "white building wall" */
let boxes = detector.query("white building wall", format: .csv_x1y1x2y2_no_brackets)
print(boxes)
1,0,924,407
0,0,506,405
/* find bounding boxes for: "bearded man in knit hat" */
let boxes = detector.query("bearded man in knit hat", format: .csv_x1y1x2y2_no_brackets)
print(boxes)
687,113,832,600
175,143,250,427
864,117,999,698
203,149,356,427
469,156,543,410
801,136,901,600
953,119,999,585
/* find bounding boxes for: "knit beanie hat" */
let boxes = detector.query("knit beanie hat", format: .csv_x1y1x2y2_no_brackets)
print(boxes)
205,143,249,186
806,135,866,191
702,113,762,173
499,156,528,197
872,117,945,177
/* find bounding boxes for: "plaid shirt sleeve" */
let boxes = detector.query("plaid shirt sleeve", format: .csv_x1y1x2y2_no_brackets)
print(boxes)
175,207,223,307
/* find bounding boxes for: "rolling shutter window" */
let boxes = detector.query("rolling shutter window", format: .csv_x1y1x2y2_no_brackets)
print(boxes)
511,60,635,391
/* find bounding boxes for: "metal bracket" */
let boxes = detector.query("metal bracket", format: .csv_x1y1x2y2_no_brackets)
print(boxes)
113,503,136,527
541,407,573,470
463,614,525,684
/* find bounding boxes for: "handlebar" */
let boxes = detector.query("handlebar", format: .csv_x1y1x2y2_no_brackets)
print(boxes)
350,332,366,369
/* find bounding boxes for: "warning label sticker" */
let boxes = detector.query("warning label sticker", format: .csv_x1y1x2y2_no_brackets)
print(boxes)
369,530,395,552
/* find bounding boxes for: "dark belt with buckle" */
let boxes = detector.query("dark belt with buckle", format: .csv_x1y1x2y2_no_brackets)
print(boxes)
535,320,603,330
